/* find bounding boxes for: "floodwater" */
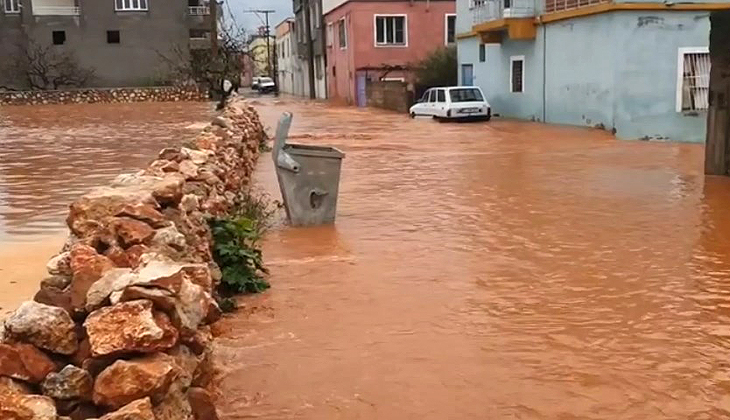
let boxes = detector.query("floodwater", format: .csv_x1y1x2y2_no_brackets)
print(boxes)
0,101,214,316
215,99,730,419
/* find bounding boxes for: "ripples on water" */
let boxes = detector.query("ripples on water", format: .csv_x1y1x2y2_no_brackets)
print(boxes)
0,101,214,241
214,99,730,419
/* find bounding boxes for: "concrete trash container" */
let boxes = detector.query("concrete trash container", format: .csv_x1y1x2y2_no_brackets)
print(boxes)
273,112,345,226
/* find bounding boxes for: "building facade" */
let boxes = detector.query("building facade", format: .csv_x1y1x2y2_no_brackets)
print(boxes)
0,0,214,89
457,0,730,142
324,0,456,106
293,0,327,99
275,18,308,96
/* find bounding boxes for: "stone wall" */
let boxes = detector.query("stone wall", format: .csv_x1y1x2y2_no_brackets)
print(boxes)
0,99,265,420
0,86,207,106
365,80,411,114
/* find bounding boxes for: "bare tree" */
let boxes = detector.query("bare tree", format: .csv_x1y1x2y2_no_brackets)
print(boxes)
2,39,95,90
158,26,250,109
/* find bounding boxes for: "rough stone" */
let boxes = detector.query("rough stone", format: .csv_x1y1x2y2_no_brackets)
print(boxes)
98,398,155,420
47,252,72,276
93,354,177,409
85,268,134,312
0,393,57,420
68,245,115,312
187,387,219,420
113,218,155,248
167,345,200,388
67,403,99,420
0,376,33,396
152,175,184,206
34,283,73,314
40,275,72,290
0,343,56,383
178,160,199,179
152,382,192,420
5,301,78,355
152,226,187,250
125,245,148,269
116,204,168,229
180,194,200,213
181,326,212,356
85,300,178,357
41,365,93,400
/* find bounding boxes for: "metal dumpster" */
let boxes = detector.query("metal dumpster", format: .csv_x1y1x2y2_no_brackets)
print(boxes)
273,112,345,226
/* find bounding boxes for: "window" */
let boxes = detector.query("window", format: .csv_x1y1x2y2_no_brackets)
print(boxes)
428,90,436,103
450,88,484,102
326,23,333,47
4,0,19,13
52,31,66,45
504,0,511,8
375,15,406,46
677,47,710,112
479,43,486,62
115,0,148,11
510,56,524,93
338,18,347,49
469,0,486,8
107,30,120,44
189,29,207,39
445,14,456,45
315,55,323,79
436,89,446,102
420,90,430,102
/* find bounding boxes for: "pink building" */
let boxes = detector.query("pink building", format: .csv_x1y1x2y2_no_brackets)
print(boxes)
324,0,455,106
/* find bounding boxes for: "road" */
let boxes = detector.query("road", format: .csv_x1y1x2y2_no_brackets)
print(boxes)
214,98,730,419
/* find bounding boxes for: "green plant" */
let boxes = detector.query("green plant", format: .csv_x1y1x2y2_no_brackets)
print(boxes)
414,46,458,90
209,215,269,294
209,190,281,295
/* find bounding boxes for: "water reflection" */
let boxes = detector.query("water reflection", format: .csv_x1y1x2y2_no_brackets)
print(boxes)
215,99,730,419
0,101,214,241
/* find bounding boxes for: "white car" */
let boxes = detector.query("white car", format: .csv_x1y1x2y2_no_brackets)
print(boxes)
251,77,261,90
410,86,491,121
257,77,276,94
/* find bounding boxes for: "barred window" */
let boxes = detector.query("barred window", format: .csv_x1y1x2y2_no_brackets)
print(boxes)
4,0,20,13
115,0,148,11
679,50,710,112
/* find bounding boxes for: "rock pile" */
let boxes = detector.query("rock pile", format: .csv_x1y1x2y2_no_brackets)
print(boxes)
0,86,207,106
0,99,265,420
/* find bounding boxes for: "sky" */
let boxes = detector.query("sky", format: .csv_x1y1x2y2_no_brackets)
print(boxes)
223,0,294,35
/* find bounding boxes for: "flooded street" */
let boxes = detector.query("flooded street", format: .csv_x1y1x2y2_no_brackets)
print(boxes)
215,99,730,419
0,101,214,315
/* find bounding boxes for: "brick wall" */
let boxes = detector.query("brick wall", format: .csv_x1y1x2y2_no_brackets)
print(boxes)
365,80,411,114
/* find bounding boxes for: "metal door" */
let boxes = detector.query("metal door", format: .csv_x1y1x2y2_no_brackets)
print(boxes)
461,64,474,86
356,74,367,107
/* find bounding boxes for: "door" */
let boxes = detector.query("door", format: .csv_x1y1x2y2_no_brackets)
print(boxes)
356,74,367,107
461,64,474,86
435,89,447,117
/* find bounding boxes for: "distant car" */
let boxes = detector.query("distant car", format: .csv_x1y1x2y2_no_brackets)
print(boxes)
257,77,276,94
251,77,261,90
410,86,491,121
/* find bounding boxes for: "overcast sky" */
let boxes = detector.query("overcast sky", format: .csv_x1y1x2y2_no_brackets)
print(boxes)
223,0,294,34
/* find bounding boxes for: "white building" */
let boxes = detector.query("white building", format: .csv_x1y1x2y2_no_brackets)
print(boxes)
275,18,308,96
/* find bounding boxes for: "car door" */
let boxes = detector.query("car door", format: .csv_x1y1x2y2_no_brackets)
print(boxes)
426,89,437,115
415,89,431,115
435,89,447,117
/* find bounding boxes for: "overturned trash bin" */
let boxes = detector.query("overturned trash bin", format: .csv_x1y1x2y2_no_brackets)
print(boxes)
273,112,345,226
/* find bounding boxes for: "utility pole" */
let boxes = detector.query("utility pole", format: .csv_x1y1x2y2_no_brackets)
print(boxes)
245,9,275,78
303,0,316,99
210,0,218,57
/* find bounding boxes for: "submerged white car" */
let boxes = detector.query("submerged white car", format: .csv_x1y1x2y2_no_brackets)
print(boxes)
410,86,491,121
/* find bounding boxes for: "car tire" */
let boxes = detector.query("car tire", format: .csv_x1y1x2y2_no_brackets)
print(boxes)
482,115,492,122
410,112,416,119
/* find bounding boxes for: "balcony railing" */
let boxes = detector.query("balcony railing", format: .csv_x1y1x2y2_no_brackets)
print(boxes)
33,5,80,15
544,0,608,13
188,6,210,15
472,0,535,25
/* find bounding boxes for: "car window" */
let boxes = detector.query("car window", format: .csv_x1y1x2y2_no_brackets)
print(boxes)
421,90,430,103
437,89,446,103
428,90,436,103
449,88,484,103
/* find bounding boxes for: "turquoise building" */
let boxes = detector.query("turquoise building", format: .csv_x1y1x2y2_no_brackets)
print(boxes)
456,0,729,142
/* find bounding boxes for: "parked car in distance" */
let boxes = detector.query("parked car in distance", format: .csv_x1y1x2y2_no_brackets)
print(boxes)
257,77,276,94
251,77,261,90
410,86,491,121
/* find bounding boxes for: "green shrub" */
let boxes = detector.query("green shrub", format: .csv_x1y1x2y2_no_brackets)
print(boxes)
208,190,281,295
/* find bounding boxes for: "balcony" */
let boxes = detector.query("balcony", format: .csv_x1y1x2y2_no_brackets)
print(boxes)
471,0,536,43
472,0,535,25
33,5,79,15
188,6,210,15
544,0,608,13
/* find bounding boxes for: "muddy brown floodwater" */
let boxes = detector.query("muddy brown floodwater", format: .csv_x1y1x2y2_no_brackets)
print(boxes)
215,98,730,420
0,101,214,316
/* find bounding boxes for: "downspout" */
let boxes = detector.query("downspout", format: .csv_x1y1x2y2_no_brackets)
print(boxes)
540,15,547,123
